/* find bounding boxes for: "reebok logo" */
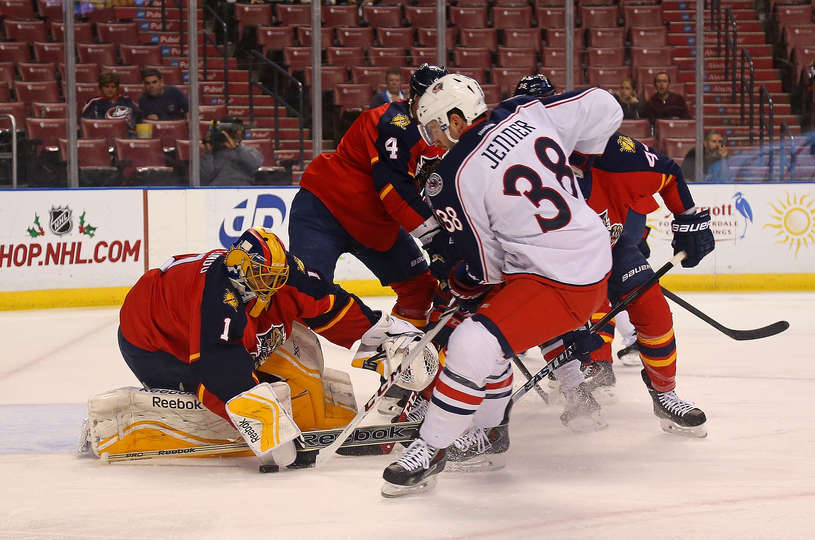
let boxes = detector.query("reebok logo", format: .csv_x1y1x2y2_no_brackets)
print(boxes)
238,419,260,444
157,448,196,455
152,397,203,410
671,222,711,233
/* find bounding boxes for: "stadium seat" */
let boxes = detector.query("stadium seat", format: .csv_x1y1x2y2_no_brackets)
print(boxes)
33,101,67,118
493,67,531,97
581,6,619,28
0,0,35,19
121,83,146,100
60,63,99,84
326,47,365,68
32,41,64,63
0,41,30,62
304,65,349,90
283,47,313,71
629,26,668,47
492,6,533,29
410,46,439,65
537,7,564,28
146,119,187,151
18,62,56,82
333,83,371,113
114,137,173,183
120,44,164,67
376,27,414,49
623,5,663,29
59,138,113,169
26,117,66,153
619,119,651,139
234,2,273,37
49,21,93,43
276,3,311,26
416,27,457,48
542,48,571,67
323,5,358,27
15,80,60,106
257,26,296,55
175,139,205,162
587,66,631,88
461,28,498,51
295,26,334,47
198,104,227,121
661,137,695,160
101,64,142,84
450,6,488,28
454,48,492,68
0,101,26,132
0,62,13,89
96,22,140,45
455,67,487,83
77,43,117,66
242,138,278,170
363,5,403,28
546,27,585,49
335,27,374,48
481,83,501,103
404,6,436,28
497,47,537,71
587,47,625,66
351,66,388,90
35,0,62,19
590,27,625,48
656,119,696,143
631,47,674,67
3,18,47,41
544,67,584,89
636,65,679,88
368,47,408,67
81,117,129,149
775,4,813,26
503,28,542,51
145,65,183,85
75,83,99,110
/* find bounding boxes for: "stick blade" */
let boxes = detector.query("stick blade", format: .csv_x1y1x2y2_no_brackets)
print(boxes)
727,320,789,341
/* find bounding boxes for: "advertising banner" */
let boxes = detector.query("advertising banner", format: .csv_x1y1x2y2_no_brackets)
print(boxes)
0,190,145,291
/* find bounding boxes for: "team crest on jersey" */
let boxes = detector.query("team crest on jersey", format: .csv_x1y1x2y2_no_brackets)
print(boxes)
251,324,286,368
617,135,636,153
223,290,239,311
598,210,624,246
425,173,443,197
291,254,305,273
390,113,411,130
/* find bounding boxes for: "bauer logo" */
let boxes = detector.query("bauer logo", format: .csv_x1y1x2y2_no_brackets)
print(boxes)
648,193,752,243
219,194,288,248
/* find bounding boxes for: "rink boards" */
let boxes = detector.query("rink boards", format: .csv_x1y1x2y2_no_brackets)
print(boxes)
0,183,813,309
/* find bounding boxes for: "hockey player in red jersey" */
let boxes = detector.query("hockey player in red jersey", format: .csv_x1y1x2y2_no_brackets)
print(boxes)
117,227,426,467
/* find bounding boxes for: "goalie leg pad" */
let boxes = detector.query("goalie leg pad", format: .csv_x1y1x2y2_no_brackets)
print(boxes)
226,382,301,467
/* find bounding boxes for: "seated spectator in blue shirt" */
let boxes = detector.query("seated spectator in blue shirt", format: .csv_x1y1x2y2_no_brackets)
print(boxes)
369,67,407,108
81,70,140,133
139,68,188,121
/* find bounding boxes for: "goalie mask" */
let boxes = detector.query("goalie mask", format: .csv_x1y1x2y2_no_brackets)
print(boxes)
416,74,487,145
225,227,289,316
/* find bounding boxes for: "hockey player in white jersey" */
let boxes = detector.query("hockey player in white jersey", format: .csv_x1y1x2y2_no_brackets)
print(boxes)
380,74,623,496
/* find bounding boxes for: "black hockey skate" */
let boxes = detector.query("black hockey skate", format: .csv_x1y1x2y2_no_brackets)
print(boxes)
582,361,617,403
381,438,446,498
445,424,509,472
641,369,707,438
616,342,641,367
560,381,608,432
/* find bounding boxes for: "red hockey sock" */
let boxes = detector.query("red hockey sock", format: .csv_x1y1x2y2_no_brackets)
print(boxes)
390,270,436,329
626,285,676,392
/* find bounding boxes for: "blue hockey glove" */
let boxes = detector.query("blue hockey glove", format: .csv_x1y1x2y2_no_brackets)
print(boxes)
562,327,604,363
423,229,456,281
448,261,491,310
671,209,715,268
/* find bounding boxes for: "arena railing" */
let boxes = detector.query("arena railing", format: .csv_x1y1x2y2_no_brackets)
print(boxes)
779,121,795,181
741,48,755,144
759,85,775,180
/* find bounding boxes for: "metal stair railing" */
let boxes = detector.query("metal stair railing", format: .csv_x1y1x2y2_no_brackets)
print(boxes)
759,85,775,180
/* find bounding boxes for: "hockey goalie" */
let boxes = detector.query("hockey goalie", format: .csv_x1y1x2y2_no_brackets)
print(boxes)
79,227,437,468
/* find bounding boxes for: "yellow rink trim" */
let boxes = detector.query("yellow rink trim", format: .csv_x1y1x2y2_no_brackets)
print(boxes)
2,274,815,311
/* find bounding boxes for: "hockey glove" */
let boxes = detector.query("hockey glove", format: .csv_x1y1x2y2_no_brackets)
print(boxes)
638,226,652,259
562,327,604,363
671,209,715,268
448,261,491,312
423,229,456,281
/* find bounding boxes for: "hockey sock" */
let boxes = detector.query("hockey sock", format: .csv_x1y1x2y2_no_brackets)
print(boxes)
588,306,615,364
421,366,485,449
390,270,437,329
472,363,513,429
626,285,677,392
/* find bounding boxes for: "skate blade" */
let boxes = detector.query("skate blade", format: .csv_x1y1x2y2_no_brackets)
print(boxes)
445,453,506,473
659,418,708,438
589,386,618,405
619,353,641,367
564,413,608,433
381,476,438,498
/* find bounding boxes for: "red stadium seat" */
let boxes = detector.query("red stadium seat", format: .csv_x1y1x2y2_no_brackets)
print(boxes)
32,41,64,63
619,119,651,139
120,83,145,100
363,5,402,28
660,137,695,160
0,0,35,19
101,64,142,84
175,139,205,162
454,48,492,68
59,138,114,169
304,65,349,89
492,6,533,29
335,27,374,48
0,62,13,89
590,27,625,48
587,66,631,88
581,6,619,28
257,26,296,54
587,47,625,66
542,48,571,68
81,117,129,149
416,27,457,48
493,67,531,97
15,80,60,107
333,83,371,113
50,21,93,42
546,27,585,49
77,43,117,66
33,101,67,118
503,28,542,51
326,47,365,67
120,44,164,67
461,28,498,51
480,83,501,103
629,26,668,47
295,26,334,47
146,119,188,151
96,22,140,45
449,6,488,28
242,138,278,170
655,119,696,143
18,62,56,82
455,67,487,84
404,6,436,28
0,101,26,132
0,40,30,62
114,137,173,182
234,3,273,37
543,67,584,88
350,66,387,91
623,5,663,29
276,3,311,26
283,47,313,71
35,0,62,20
376,27,414,49
636,65,679,88
25,117,66,153
198,104,227,121
60,63,99,84
323,5,358,27
368,47,408,67
410,47,438,65
75,83,99,110
3,18,47,41
537,7,564,28
497,47,537,71
631,47,674,67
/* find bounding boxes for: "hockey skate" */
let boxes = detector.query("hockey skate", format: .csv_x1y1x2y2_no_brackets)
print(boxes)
560,382,608,432
616,342,641,367
445,424,509,472
641,369,707,438
381,438,446,498
582,361,617,404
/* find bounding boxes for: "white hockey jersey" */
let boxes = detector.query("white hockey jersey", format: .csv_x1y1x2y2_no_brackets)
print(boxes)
426,88,622,287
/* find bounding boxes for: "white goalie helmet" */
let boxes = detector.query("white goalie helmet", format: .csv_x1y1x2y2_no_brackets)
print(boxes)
416,73,487,144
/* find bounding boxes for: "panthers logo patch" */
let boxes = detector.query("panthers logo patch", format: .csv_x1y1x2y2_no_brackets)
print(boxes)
390,113,411,130
251,324,286,369
425,173,443,197
223,290,239,311
291,254,305,273
617,135,636,153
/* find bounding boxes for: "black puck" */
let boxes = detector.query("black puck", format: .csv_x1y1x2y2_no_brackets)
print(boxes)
259,464,279,473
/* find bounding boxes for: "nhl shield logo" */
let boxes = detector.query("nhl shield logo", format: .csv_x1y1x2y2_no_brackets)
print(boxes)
49,206,73,236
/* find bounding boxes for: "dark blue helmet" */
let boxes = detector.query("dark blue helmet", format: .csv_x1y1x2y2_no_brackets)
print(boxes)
409,63,449,113
513,74,556,98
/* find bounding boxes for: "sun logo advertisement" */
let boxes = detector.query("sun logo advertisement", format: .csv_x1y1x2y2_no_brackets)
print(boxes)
764,192,815,257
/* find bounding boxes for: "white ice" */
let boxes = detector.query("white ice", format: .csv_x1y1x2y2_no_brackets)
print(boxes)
1,293,814,540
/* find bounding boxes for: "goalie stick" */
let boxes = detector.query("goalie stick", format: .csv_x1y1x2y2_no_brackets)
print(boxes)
660,286,790,341
511,251,686,404
100,419,422,464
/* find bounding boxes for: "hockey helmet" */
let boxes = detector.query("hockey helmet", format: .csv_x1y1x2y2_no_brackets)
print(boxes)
416,73,487,145
409,63,449,117
225,227,289,314
513,74,557,98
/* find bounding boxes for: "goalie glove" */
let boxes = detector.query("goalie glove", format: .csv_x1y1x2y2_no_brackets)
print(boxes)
671,209,714,268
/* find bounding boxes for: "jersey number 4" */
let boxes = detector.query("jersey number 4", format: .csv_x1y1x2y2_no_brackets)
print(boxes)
503,137,575,233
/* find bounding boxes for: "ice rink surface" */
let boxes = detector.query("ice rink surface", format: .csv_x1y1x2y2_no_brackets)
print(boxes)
1,293,813,540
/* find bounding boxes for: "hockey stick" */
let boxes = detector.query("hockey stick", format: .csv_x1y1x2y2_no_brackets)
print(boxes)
511,355,549,403
317,304,459,464
100,419,423,464
660,286,790,341
511,251,687,404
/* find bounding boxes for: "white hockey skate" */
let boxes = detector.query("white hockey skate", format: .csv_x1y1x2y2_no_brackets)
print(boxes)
616,341,642,367
445,424,509,473
381,438,446,498
641,369,707,438
582,361,617,404
560,382,608,433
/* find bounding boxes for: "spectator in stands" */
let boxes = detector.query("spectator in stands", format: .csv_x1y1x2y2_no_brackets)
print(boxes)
615,78,646,120
81,70,140,134
139,68,189,121
201,116,263,186
369,67,407,108
680,130,730,182
645,71,691,122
